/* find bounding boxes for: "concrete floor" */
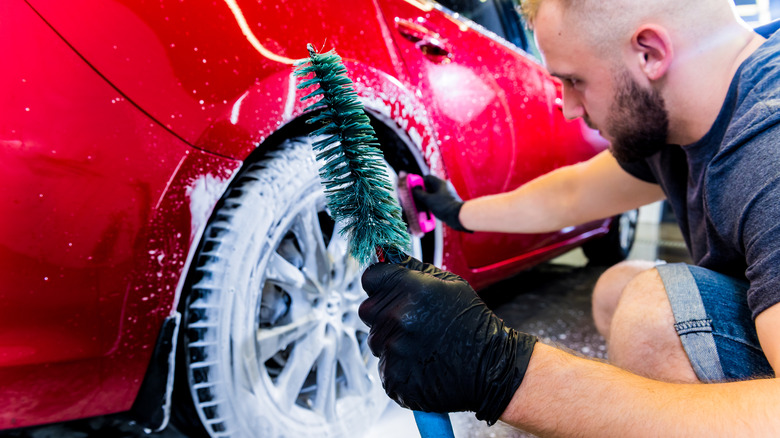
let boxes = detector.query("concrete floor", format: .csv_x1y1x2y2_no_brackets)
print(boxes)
1,206,690,438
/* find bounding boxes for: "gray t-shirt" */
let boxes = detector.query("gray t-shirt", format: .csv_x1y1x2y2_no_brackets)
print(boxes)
619,26,780,319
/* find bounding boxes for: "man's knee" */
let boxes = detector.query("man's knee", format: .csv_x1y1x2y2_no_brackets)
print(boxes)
592,260,657,339
607,268,699,383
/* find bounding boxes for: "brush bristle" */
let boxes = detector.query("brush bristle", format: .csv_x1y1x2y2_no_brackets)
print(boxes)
295,46,410,266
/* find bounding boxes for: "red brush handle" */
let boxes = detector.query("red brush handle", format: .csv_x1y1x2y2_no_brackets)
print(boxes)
376,246,404,264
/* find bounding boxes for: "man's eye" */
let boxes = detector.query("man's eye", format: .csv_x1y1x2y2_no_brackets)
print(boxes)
560,77,578,88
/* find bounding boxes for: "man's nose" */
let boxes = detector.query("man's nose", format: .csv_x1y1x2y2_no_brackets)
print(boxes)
561,85,585,120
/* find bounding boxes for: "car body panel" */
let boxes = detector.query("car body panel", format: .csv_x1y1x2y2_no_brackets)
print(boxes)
24,0,406,159
373,0,608,283
0,1,241,427
24,0,608,279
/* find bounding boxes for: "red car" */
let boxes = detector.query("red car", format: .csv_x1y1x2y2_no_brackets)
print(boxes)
1,0,633,436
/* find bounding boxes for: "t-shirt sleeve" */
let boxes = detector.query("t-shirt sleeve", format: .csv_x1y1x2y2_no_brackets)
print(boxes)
741,174,780,318
715,123,780,318
617,158,658,184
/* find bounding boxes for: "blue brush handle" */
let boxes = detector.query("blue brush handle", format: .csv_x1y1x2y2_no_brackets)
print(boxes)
413,411,455,438
377,250,455,437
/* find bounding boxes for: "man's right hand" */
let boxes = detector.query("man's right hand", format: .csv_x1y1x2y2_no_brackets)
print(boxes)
359,257,537,424
412,175,472,232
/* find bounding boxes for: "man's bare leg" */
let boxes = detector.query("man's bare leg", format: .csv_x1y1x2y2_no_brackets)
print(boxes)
592,260,657,338
592,262,700,383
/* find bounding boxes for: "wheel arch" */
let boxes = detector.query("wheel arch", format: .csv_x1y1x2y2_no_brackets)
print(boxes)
178,65,446,313
133,65,447,431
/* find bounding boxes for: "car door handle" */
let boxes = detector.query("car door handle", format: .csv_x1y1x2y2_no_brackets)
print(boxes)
395,18,452,59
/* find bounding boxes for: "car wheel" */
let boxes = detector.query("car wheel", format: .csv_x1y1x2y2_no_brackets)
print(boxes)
582,209,638,266
172,137,422,438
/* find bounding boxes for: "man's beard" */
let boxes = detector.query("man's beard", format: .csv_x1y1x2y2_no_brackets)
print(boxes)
605,70,670,163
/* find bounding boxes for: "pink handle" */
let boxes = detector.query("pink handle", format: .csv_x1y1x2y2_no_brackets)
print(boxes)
406,174,436,233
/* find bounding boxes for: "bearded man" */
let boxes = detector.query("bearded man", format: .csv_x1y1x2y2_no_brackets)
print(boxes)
359,0,780,435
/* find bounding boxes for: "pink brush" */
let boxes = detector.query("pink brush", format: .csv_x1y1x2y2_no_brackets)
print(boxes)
397,172,436,237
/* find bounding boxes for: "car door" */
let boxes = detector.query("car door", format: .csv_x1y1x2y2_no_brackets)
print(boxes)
375,0,605,270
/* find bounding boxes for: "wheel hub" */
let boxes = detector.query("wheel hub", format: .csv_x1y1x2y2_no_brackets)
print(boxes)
325,294,342,315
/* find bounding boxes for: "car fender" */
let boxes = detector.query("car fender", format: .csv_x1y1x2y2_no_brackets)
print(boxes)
124,60,449,429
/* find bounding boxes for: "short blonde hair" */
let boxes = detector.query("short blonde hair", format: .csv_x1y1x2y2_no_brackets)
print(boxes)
520,0,736,54
519,0,560,25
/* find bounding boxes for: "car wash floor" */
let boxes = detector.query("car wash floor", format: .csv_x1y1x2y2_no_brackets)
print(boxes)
1,207,690,438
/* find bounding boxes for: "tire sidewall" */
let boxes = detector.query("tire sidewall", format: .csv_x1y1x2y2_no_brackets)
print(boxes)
179,140,386,438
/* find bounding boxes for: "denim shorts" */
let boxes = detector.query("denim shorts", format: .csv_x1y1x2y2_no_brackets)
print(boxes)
656,263,774,382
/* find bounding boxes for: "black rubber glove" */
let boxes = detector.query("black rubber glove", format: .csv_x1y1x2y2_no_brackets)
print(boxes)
412,175,472,232
359,257,537,425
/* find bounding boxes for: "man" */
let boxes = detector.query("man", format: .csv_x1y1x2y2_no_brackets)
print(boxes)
358,0,780,435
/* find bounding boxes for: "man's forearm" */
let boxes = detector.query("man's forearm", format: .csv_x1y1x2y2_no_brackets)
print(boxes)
501,343,780,437
459,150,665,233
459,165,581,233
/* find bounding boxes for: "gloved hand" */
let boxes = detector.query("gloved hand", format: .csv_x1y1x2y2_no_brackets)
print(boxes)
359,257,537,425
412,175,472,232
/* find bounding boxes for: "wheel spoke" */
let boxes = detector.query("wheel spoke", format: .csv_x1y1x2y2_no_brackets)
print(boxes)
266,252,318,295
343,258,364,299
293,206,330,285
256,314,319,364
328,220,349,261
313,330,338,420
328,220,365,298
274,325,324,411
337,329,372,397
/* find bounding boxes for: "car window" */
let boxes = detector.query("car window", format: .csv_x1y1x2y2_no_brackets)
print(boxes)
434,0,533,51
433,0,540,58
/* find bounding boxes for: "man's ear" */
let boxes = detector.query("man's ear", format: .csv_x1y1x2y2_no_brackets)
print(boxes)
631,25,673,81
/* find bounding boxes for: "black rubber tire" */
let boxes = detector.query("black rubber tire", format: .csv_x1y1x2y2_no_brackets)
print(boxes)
582,209,639,266
171,138,388,438
171,137,434,438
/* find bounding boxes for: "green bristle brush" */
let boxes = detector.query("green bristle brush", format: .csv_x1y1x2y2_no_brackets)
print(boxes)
295,44,455,438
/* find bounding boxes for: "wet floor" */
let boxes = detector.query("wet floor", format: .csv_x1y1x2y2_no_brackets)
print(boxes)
1,207,689,438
